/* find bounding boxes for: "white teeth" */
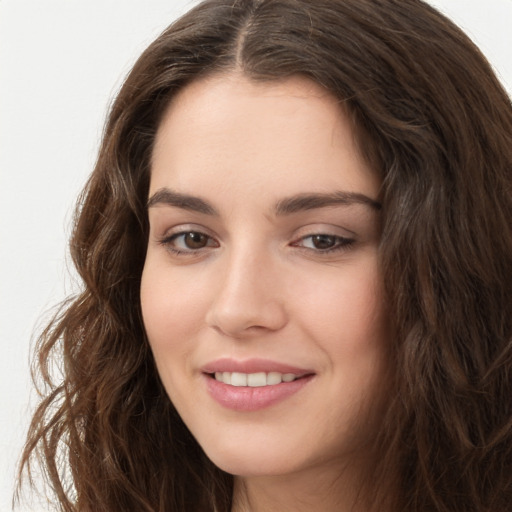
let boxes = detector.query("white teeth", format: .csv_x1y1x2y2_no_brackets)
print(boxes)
231,372,247,387
213,371,299,387
266,372,282,385
247,372,266,387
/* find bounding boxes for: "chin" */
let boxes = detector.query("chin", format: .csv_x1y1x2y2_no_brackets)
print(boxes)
197,432,307,477
198,426,347,480
208,452,300,478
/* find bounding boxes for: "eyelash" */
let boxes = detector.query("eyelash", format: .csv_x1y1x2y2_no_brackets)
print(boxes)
158,230,355,256
158,231,218,256
291,233,355,253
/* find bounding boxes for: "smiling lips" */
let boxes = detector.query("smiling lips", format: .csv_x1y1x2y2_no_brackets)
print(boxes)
202,359,315,411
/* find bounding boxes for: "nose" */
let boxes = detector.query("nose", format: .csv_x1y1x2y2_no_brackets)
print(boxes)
205,249,288,339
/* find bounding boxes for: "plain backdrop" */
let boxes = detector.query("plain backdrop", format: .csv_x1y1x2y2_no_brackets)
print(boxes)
1,1,511,510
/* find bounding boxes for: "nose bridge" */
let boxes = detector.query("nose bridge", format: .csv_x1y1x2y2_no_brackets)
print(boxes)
206,241,287,337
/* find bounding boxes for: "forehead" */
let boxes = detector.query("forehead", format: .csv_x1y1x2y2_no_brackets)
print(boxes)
150,73,380,202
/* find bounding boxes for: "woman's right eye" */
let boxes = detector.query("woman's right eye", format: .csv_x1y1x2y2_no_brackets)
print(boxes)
159,231,219,254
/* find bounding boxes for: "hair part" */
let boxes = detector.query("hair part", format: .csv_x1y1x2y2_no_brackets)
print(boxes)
17,1,512,511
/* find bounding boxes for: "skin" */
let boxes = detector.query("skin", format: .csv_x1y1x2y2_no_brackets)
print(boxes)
141,73,391,511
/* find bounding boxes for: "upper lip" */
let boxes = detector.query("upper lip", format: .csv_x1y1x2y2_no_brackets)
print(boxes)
201,358,314,376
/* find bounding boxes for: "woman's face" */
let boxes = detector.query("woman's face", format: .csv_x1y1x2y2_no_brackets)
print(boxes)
141,74,390,478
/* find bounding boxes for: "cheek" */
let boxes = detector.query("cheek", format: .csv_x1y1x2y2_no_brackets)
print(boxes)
294,259,387,349
140,260,209,369
293,259,390,409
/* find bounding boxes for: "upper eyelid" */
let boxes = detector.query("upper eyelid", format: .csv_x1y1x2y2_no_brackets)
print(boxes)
291,223,358,239
156,223,217,238
160,230,218,244
154,220,360,243
149,209,361,233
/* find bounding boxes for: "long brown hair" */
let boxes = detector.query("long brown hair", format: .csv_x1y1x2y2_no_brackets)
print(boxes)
17,0,512,511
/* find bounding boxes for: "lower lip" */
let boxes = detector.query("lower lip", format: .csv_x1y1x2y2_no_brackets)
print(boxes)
204,374,314,411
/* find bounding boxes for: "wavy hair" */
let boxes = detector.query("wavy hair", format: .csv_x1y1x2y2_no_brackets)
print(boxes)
17,0,512,511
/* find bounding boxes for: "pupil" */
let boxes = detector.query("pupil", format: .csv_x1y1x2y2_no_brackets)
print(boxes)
313,234,335,249
185,232,207,249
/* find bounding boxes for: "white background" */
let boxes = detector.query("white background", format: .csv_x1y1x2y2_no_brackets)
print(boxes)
1,1,511,510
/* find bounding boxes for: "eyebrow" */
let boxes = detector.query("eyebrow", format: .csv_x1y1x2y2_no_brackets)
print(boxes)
274,191,381,214
147,188,218,215
147,187,381,215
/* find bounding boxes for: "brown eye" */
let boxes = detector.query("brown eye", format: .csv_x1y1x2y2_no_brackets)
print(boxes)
292,233,355,253
183,232,209,249
161,230,218,254
310,234,336,250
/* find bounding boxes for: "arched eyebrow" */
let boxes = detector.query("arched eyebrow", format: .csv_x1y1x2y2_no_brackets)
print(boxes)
147,187,381,215
274,191,381,214
147,188,218,215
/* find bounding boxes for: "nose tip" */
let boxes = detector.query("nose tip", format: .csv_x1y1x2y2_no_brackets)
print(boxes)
206,300,287,338
205,259,288,338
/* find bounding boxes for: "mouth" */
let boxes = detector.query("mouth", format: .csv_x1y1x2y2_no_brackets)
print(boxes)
201,359,315,411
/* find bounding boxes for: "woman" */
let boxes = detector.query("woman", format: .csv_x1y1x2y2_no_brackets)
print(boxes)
18,0,512,511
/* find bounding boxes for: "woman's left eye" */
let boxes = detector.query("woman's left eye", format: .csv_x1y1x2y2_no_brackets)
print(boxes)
292,234,354,252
